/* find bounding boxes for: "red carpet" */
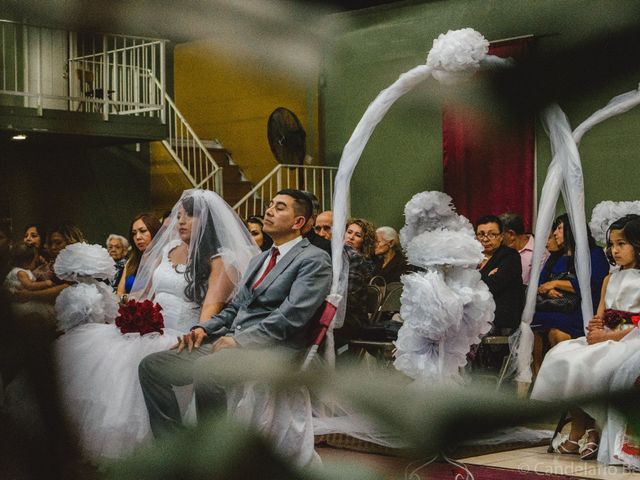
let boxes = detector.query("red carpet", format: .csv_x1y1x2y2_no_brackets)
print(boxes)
415,462,579,479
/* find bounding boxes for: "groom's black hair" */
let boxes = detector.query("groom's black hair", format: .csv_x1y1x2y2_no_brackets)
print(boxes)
276,189,313,222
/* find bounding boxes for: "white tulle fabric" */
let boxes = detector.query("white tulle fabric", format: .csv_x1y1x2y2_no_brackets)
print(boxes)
53,243,119,331
54,189,259,459
130,189,258,304
590,201,640,245
54,246,200,458
318,28,506,445
513,85,640,384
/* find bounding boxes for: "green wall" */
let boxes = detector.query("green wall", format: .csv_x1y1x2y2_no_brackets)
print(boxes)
0,143,151,244
321,0,640,231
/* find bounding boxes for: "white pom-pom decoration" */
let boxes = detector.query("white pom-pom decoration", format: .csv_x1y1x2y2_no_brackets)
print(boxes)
400,191,474,248
400,270,463,341
54,243,116,282
405,230,483,268
589,200,640,245
394,190,496,384
55,283,111,331
426,28,489,85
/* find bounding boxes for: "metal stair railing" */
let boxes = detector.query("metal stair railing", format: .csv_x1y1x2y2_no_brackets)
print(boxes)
233,164,337,220
150,76,223,195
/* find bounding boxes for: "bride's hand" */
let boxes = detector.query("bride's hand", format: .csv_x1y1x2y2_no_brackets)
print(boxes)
173,328,207,353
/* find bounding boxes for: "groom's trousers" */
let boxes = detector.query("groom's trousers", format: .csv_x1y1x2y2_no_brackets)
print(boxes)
138,345,234,438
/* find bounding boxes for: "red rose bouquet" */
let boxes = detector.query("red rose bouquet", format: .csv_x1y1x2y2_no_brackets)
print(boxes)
115,299,164,335
602,309,640,331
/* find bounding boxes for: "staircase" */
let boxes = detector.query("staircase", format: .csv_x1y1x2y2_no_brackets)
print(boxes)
233,164,338,219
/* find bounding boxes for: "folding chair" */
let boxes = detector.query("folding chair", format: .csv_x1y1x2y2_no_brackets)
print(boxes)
368,275,387,298
365,284,384,324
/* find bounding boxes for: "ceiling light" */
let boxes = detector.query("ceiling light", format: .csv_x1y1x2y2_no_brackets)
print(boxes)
11,134,27,141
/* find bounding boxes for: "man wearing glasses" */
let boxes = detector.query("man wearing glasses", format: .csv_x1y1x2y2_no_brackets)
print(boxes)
475,215,524,335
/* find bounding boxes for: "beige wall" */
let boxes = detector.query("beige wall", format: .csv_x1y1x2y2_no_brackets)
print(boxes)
173,40,318,185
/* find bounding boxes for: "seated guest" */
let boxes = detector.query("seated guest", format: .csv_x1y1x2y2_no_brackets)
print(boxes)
301,191,331,255
533,214,609,346
246,216,273,252
373,226,409,284
15,223,84,304
334,219,377,350
106,234,129,290
499,212,548,285
531,215,640,464
345,218,376,277
3,244,55,319
476,215,524,333
314,210,333,240
533,231,563,375
22,224,47,272
117,213,161,297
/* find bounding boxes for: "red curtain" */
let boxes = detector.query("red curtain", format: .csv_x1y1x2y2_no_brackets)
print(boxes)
442,37,535,231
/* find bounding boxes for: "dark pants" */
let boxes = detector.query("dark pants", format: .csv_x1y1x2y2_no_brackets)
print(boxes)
138,346,235,438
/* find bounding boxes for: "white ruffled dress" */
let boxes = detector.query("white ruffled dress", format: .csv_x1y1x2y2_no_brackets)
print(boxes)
531,268,640,466
54,241,199,459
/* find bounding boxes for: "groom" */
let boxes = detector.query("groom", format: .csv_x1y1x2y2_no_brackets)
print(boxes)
139,189,332,437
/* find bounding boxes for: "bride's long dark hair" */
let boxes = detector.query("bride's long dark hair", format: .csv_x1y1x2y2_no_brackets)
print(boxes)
182,195,221,305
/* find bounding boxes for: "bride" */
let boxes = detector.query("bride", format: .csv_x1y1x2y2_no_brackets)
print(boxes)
54,189,259,459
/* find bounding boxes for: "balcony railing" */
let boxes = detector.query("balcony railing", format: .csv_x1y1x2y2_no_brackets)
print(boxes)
0,20,166,121
234,164,337,220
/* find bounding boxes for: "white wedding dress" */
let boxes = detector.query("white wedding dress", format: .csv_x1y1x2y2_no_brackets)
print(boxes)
531,268,640,465
55,241,199,459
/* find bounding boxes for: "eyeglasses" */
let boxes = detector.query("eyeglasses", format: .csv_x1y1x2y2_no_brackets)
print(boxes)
314,225,331,232
476,232,501,240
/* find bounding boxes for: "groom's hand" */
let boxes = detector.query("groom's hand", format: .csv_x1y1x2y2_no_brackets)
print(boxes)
173,327,208,353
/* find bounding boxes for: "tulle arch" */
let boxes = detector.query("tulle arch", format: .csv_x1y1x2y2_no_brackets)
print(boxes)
512,87,640,384
326,28,512,360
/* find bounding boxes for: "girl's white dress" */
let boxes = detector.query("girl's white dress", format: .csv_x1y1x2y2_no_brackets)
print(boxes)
54,242,199,459
531,268,640,466
3,267,55,318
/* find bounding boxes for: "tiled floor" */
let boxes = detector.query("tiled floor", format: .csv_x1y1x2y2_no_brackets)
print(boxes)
461,446,640,479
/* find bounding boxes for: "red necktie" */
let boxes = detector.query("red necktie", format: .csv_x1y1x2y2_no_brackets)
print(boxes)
252,247,280,289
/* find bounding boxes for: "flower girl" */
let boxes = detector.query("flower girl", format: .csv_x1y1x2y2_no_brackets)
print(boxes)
532,214,640,465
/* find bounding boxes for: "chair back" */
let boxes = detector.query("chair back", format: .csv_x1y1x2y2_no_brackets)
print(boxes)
380,282,403,313
365,284,384,324
369,275,387,297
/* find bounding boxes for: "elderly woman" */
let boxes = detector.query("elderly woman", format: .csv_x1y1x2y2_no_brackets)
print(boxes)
476,215,524,333
533,214,609,345
106,234,130,290
373,226,409,284
117,213,161,297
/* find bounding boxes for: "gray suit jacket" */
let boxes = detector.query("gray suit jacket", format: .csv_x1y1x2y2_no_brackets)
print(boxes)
200,237,332,350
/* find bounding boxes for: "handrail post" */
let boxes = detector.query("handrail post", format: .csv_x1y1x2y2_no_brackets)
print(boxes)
102,35,109,121
160,40,166,124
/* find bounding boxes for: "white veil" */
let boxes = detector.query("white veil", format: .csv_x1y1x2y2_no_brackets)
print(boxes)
129,189,259,304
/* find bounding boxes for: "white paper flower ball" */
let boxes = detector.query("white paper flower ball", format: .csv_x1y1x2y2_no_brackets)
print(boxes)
54,243,116,282
405,230,484,268
426,28,489,85
589,200,640,245
400,270,463,341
